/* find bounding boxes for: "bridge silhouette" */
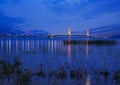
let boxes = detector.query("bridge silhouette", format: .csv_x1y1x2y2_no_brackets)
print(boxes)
48,28,108,38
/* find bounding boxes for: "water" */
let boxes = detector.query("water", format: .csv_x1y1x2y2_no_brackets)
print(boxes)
0,38,120,85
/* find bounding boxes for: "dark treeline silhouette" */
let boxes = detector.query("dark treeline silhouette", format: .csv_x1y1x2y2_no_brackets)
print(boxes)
63,40,117,45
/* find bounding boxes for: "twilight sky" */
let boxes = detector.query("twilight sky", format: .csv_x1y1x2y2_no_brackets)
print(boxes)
0,0,120,34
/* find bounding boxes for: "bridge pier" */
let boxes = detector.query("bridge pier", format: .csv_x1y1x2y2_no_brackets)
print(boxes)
48,35,53,38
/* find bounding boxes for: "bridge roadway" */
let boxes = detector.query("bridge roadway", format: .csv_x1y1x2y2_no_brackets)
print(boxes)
48,34,108,38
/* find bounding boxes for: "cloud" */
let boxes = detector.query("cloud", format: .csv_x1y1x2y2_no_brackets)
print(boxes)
42,0,120,18
0,0,20,4
0,11,24,33
42,0,88,16
66,0,82,4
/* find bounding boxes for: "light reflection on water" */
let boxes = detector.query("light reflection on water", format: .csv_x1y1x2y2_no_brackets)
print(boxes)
0,38,120,85
85,39,91,85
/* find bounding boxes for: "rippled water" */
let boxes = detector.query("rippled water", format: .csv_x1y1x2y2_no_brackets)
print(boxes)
0,38,120,85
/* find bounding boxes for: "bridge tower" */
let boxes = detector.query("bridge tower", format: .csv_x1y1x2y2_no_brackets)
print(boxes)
68,27,71,36
86,29,89,37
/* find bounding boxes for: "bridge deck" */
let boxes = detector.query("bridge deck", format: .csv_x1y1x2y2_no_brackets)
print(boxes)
48,34,108,38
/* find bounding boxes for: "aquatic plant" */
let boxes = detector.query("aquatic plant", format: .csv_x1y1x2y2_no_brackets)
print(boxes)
76,68,83,79
99,70,110,78
113,70,120,82
70,70,76,79
57,66,67,79
35,63,46,78
21,69,32,81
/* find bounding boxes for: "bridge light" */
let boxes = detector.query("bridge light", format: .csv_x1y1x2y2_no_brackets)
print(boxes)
68,27,71,36
87,29,89,36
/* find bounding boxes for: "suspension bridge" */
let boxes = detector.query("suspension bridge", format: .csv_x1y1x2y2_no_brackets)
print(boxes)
48,27,108,38
0,27,108,38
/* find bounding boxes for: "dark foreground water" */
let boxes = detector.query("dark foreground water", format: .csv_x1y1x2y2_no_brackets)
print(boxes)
0,38,120,85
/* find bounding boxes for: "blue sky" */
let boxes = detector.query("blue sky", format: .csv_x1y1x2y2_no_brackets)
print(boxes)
0,0,120,33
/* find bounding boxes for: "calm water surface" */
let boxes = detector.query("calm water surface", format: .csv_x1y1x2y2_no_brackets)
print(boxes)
0,38,120,85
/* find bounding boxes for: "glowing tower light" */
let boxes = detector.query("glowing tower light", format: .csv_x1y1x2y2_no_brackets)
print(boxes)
68,27,71,36
86,29,89,37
